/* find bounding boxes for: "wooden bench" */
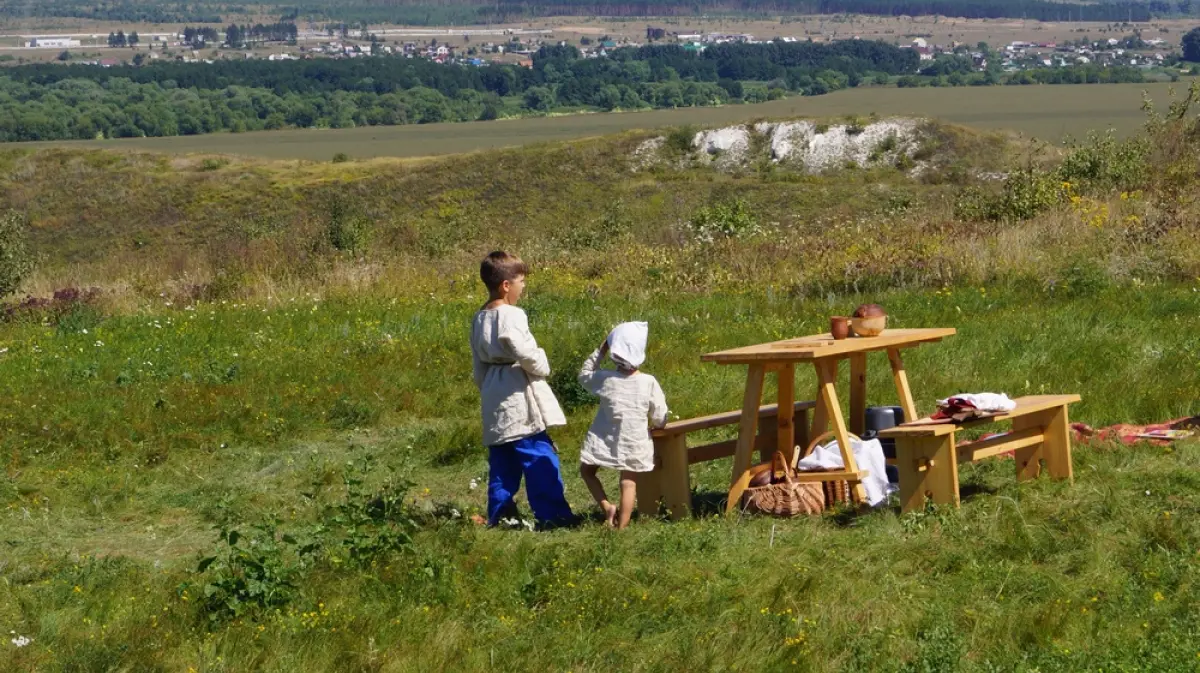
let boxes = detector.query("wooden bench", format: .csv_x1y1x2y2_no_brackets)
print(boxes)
641,401,816,520
879,394,1081,513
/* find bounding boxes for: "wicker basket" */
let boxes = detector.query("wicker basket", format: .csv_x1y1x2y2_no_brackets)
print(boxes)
740,451,825,517
794,431,862,508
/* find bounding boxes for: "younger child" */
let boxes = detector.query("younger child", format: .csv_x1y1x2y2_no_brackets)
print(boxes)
578,322,668,528
471,251,574,528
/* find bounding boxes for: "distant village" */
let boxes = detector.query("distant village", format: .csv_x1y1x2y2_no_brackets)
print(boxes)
10,24,1187,73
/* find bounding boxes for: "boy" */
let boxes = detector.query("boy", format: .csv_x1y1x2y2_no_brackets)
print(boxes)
470,251,574,528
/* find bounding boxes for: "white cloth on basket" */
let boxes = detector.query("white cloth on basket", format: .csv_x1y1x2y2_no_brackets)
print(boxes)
795,436,891,507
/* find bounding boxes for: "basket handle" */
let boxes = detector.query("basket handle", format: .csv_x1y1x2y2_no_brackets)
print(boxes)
794,430,862,466
769,449,795,483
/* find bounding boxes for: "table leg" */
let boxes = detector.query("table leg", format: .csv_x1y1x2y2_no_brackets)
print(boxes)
808,360,836,440
776,364,796,464
725,364,766,515
816,359,868,503
849,353,867,436
887,348,919,423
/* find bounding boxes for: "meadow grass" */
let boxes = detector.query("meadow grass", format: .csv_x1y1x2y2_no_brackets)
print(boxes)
2,282,1200,670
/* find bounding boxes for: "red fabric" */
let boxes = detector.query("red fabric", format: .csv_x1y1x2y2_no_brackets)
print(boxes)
1071,417,1199,445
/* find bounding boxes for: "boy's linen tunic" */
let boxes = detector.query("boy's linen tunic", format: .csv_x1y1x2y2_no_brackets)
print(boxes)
577,349,668,472
471,305,566,447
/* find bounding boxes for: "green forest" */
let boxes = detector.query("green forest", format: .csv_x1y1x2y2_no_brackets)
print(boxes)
0,41,1156,142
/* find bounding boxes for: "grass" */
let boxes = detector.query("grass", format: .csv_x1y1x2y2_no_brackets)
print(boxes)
19,81,1196,161
2,284,1200,670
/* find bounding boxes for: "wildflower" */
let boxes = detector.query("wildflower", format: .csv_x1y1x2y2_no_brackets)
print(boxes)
1154,592,1165,602
11,635,32,647
450,509,461,519
469,478,478,491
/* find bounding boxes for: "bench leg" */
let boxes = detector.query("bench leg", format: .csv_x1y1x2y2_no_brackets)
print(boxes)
1012,405,1073,483
659,434,691,520
638,447,664,519
1042,405,1074,482
895,435,960,514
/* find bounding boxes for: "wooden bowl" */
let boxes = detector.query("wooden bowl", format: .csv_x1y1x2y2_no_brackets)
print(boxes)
851,315,887,337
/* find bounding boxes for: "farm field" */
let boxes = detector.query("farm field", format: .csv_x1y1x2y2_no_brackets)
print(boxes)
28,81,1191,160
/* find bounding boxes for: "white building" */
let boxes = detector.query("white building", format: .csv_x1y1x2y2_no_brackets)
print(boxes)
27,37,80,48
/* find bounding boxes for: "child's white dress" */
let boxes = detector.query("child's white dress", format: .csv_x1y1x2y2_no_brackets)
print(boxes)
578,349,669,473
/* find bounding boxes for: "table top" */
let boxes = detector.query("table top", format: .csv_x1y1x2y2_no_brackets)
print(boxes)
701,328,956,364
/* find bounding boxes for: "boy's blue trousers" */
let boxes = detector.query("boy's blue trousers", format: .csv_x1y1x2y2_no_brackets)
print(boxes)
487,431,574,526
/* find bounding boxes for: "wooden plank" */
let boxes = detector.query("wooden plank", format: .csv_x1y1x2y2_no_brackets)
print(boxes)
895,435,960,514
816,358,867,503
849,353,867,436
659,434,691,520
887,347,919,424
956,427,1044,462
776,364,796,464
687,420,793,464
652,401,816,437
725,364,766,515
879,395,1083,438
789,469,868,483
701,328,956,364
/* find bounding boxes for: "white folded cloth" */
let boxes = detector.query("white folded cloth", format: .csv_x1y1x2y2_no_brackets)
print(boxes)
796,436,891,507
936,392,1016,413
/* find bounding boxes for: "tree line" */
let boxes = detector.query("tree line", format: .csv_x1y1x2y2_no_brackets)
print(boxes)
0,41,1160,143
223,22,300,48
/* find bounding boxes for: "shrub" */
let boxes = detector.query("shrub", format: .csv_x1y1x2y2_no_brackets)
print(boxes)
688,198,761,243
549,355,594,413
954,167,1063,222
194,518,317,622
0,210,36,298
1057,130,1149,192
331,152,350,163
324,200,371,253
663,125,696,156
324,454,416,564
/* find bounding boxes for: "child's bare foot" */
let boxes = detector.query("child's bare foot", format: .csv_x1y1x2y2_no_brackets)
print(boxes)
602,502,617,527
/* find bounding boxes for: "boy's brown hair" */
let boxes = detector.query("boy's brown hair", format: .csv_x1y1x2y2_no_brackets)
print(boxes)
480,251,528,293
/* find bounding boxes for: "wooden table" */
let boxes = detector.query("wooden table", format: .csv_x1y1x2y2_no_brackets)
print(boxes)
701,328,956,514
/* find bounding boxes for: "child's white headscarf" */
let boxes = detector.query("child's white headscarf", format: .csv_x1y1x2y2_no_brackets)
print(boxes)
607,321,648,371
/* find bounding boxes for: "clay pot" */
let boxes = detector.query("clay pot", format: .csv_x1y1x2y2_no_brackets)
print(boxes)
851,315,887,337
830,316,851,340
